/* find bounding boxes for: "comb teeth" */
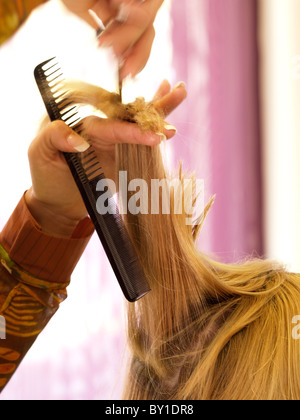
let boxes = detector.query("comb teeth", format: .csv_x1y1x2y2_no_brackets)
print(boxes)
81,149,104,180
35,59,90,131
35,58,104,180
44,61,64,96
34,58,73,121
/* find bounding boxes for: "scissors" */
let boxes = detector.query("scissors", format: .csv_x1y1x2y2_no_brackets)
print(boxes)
118,65,123,103
89,9,123,103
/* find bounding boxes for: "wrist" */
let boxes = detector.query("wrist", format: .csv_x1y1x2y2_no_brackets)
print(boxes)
25,189,83,238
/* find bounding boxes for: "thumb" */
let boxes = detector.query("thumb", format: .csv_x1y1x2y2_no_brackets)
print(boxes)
29,120,90,160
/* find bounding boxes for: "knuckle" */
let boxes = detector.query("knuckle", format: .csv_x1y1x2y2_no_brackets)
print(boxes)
48,120,67,133
81,116,99,139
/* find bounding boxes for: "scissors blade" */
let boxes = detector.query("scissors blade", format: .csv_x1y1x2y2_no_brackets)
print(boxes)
118,69,123,103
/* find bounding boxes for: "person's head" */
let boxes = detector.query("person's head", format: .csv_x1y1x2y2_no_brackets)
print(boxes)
117,142,300,400
68,80,300,400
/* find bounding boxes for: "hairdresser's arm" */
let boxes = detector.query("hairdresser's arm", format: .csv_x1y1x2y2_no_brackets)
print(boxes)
0,123,95,392
0,194,93,392
61,0,164,79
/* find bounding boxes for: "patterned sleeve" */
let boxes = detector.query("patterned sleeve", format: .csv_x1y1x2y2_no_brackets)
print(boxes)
0,0,49,46
0,194,94,391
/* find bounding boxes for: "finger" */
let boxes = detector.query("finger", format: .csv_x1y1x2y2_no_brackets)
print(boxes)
81,116,166,147
111,0,164,26
91,0,118,26
118,24,155,79
98,20,145,55
154,82,187,117
61,0,98,14
98,1,159,53
163,124,177,140
61,0,117,30
152,80,171,102
29,121,90,161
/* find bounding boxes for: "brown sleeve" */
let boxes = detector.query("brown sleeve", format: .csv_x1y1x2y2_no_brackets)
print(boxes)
0,194,94,391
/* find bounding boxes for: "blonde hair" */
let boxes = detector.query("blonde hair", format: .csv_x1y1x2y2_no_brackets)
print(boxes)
68,81,300,400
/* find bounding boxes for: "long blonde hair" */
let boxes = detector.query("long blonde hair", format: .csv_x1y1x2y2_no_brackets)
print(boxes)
68,81,300,400
117,143,300,400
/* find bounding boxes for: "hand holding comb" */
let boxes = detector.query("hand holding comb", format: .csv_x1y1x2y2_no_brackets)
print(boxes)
34,58,150,302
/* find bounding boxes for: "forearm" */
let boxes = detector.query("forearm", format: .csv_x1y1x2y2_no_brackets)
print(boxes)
25,188,86,238
0,194,94,391
0,262,67,391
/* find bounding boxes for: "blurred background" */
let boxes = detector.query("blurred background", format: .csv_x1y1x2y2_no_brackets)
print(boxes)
0,0,299,400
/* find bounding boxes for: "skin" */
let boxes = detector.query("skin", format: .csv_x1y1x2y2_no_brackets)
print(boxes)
25,80,187,238
61,0,164,79
21,1,184,238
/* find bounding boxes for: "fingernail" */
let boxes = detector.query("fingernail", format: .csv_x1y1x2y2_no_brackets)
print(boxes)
174,81,186,89
67,134,90,152
164,124,177,133
156,132,167,142
88,9,106,33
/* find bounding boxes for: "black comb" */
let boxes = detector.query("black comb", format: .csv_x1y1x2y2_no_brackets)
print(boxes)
34,58,150,302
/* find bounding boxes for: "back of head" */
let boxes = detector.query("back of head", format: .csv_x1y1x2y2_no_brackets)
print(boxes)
116,143,300,400
65,80,300,400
